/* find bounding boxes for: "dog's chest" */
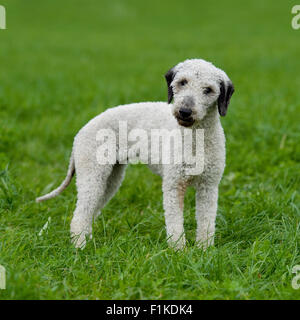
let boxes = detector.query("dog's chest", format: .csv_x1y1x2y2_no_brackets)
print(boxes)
200,125,226,182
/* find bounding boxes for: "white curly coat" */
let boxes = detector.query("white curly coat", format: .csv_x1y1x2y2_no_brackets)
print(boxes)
36,59,234,249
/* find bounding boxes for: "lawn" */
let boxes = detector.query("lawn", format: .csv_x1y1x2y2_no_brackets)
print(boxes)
0,0,299,299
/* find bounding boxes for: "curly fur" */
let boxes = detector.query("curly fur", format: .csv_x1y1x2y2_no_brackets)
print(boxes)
36,59,234,250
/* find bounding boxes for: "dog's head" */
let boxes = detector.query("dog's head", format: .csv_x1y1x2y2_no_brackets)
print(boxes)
165,59,234,127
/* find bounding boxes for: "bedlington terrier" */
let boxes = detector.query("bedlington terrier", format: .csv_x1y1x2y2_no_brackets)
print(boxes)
36,58,234,250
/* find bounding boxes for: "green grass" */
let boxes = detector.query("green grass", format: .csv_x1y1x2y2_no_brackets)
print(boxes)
0,0,299,299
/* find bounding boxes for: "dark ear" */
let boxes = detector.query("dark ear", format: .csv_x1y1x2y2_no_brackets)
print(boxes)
217,81,235,116
165,68,176,104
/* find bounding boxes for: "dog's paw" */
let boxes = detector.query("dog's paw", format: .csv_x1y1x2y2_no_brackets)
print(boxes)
195,236,214,251
71,232,86,249
168,236,186,251
70,218,92,249
70,230,92,249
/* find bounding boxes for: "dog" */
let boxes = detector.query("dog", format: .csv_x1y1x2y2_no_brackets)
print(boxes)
36,58,234,250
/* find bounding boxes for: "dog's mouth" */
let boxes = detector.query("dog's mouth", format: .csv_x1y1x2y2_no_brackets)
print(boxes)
175,116,195,127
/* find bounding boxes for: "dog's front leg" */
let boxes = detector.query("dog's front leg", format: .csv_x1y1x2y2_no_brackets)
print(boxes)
195,184,218,250
162,179,187,249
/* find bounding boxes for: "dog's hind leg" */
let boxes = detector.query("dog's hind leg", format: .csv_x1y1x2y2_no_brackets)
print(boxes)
93,163,127,220
70,164,114,249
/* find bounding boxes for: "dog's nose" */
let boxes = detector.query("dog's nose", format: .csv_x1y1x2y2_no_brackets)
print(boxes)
179,108,192,119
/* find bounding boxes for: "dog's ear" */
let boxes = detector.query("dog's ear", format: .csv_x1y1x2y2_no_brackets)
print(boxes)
217,80,234,116
165,68,176,104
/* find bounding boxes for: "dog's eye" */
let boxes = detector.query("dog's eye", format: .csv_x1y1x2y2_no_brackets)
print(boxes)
179,79,188,87
203,87,213,94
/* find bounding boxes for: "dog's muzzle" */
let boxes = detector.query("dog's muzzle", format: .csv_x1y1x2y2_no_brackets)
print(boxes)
175,96,195,127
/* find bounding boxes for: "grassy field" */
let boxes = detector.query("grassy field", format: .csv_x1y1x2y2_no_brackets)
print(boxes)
0,0,299,300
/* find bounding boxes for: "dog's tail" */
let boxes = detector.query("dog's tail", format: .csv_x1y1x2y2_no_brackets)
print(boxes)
36,151,75,203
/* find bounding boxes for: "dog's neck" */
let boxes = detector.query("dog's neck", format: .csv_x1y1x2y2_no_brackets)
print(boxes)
194,104,220,130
